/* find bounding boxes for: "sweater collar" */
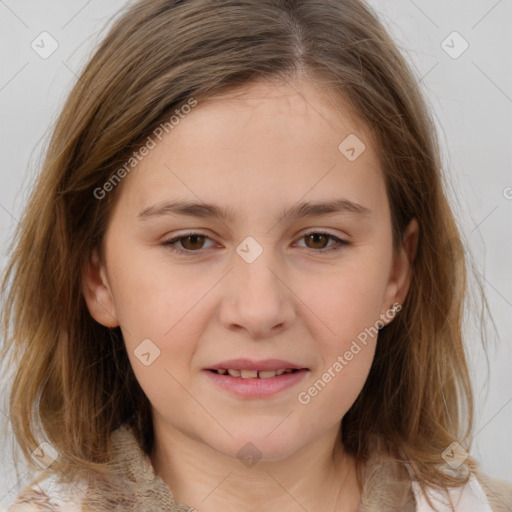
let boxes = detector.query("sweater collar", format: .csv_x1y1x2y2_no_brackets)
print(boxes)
106,424,416,512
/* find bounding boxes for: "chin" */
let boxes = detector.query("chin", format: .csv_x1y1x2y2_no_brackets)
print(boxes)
207,428,303,464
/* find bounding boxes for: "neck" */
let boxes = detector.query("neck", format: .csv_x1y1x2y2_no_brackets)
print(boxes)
150,420,361,512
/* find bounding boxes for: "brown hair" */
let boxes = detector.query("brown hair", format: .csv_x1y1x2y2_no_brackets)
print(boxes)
1,0,483,496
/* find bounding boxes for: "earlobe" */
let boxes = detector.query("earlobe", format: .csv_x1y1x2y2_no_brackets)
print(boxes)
402,217,419,266
381,218,419,320
393,217,419,304
81,247,119,328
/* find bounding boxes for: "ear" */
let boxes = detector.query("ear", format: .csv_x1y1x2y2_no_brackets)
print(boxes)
381,217,419,320
81,247,119,328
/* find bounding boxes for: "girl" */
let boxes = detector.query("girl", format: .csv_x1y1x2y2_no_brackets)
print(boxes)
2,0,511,510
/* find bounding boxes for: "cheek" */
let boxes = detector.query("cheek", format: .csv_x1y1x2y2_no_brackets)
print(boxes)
292,256,386,418
108,245,208,338
107,254,206,401
299,254,389,347
299,344,376,430
296,277,379,422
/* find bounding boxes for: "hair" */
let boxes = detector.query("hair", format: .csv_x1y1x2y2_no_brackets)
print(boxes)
1,0,487,498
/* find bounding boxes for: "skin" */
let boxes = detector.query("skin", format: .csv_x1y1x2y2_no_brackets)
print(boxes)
82,77,418,511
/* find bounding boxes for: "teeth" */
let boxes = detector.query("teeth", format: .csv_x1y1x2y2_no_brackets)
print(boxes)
258,370,278,379
240,370,258,379
215,369,296,379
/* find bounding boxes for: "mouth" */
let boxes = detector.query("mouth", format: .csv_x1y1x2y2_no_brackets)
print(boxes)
207,368,302,379
203,364,309,398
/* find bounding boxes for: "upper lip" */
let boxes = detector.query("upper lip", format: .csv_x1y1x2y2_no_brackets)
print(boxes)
206,359,308,371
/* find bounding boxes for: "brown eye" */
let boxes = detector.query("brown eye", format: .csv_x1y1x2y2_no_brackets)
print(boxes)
180,234,206,250
162,233,215,253
296,231,349,254
304,233,331,250
163,231,349,255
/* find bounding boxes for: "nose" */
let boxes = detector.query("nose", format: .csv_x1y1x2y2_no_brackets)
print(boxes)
218,248,296,339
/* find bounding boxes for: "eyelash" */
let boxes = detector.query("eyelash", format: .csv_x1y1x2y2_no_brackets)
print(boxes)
161,231,350,255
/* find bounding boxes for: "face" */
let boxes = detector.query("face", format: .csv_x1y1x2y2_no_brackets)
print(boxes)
83,78,417,462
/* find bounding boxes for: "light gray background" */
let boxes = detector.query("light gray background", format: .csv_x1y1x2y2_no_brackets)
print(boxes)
1,0,511,507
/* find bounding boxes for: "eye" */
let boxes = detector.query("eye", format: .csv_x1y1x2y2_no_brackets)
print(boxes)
161,231,350,254
161,232,215,253
295,231,349,253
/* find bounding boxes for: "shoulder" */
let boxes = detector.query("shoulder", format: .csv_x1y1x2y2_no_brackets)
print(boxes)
361,438,511,512
410,471,508,512
8,473,86,512
474,469,512,512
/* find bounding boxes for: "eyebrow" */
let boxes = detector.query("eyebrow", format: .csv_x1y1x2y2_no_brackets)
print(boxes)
137,198,372,222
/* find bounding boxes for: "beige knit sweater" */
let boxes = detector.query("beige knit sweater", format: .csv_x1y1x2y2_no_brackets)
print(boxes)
9,425,512,511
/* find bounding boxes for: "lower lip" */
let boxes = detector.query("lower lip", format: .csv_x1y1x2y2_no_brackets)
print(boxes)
203,369,309,398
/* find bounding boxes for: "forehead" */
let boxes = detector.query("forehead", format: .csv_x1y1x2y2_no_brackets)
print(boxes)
113,78,387,221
